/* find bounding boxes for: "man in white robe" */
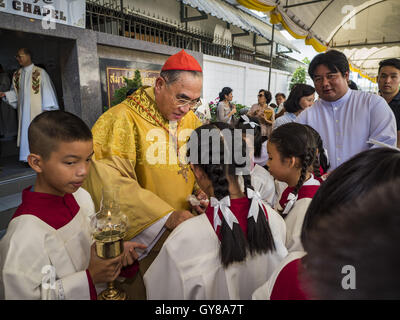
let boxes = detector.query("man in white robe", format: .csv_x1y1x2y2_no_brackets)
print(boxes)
0,48,59,162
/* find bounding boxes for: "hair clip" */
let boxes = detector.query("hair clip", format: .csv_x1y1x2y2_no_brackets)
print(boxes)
247,188,265,222
241,115,259,128
210,196,238,231
282,192,298,215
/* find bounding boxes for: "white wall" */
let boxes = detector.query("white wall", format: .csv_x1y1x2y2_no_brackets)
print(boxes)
203,54,291,107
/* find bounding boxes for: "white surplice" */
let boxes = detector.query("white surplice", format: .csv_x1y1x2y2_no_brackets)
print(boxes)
143,204,288,300
238,164,277,208
3,64,59,161
277,175,321,253
0,188,104,300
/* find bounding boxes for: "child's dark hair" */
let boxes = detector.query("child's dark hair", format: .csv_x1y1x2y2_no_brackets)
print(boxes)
235,115,267,158
303,179,400,299
301,147,400,249
28,110,92,160
187,122,275,267
304,125,330,176
269,123,316,196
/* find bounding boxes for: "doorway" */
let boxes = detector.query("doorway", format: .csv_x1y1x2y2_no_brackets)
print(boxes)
0,28,67,182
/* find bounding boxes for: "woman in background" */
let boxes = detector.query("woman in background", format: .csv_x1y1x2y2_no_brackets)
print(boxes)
273,84,315,130
248,89,275,137
216,87,236,124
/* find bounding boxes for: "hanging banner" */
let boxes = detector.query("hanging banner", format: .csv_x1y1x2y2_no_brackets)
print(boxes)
0,0,86,28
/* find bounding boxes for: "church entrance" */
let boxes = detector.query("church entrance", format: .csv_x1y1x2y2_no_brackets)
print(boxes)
0,28,67,181
0,28,74,231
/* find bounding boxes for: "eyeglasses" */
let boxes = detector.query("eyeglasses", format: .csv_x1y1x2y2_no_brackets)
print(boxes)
174,97,201,110
258,94,265,98
162,76,201,109
15,54,26,59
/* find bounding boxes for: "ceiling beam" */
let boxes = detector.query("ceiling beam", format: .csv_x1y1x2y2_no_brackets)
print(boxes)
349,57,400,62
332,40,400,49
283,0,330,9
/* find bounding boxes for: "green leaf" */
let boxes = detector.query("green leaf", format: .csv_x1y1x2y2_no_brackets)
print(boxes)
110,70,143,107
289,66,307,91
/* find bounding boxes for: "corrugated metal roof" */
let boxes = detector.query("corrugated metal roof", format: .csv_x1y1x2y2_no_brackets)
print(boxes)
180,0,299,53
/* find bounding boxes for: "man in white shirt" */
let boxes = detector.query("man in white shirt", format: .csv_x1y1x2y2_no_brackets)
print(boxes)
0,48,59,162
297,50,397,170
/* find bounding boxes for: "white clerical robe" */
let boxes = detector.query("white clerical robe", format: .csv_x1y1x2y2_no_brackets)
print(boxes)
143,204,288,300
3,64,59,161
0,188,104,300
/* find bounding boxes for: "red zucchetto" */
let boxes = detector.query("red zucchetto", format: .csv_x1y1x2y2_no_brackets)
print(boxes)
161,50,202,72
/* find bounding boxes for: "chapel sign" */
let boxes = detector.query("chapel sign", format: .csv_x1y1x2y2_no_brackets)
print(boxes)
0,0,86,28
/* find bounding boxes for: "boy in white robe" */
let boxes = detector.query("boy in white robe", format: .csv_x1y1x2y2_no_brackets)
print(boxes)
0,110,145,300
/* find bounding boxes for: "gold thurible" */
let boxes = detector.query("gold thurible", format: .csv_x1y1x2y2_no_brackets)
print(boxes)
93,187,128,300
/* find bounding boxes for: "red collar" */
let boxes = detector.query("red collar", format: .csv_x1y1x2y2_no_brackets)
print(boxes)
12,186,80,230
205,197,269,240
279,182,320,212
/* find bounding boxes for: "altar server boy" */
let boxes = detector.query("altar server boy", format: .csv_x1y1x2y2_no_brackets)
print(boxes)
0,110,145,300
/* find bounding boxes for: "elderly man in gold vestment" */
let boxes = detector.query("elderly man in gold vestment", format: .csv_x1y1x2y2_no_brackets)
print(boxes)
83,50,205,299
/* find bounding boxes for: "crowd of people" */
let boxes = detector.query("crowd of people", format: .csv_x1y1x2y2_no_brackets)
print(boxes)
0,48,399,300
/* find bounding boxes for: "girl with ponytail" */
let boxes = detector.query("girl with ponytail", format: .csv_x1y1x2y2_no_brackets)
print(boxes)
235,115,277,207
267,122,320,253
144,122,287,299
304,125,330,182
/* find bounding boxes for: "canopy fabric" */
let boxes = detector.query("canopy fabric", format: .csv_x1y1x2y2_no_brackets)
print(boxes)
236,0,328,52
345,46,400,83
231,0,400,81
180,0,300,53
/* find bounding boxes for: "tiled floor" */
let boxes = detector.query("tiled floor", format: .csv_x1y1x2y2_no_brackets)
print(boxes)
0,152,34,231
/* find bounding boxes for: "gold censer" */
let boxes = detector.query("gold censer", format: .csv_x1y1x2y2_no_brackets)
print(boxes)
93,187,128,300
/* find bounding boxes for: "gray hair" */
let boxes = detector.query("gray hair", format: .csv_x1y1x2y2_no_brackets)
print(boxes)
160,70,202,84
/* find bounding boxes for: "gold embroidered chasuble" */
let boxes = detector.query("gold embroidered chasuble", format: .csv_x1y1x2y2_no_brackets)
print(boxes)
83,86,202,240
12,65,42,146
